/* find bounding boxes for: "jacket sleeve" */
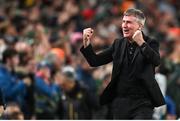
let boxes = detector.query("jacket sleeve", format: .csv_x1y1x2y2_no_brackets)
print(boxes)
140,39,160,66
4,80,26,98
80,41,116,67
35,77,59,98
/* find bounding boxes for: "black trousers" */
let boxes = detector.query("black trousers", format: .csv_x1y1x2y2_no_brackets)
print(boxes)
107,97,154,119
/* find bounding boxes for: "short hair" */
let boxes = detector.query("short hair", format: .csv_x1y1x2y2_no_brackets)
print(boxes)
123,8,146,25
2,48,18,64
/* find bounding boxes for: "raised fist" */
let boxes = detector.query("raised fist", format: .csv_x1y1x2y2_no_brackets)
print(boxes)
132,30,145,46
83,28,94,47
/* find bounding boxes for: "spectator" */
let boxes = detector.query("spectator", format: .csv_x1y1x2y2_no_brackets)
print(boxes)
0,47,30,113
55,65,99,119
76,58,97,93
34,60,60,119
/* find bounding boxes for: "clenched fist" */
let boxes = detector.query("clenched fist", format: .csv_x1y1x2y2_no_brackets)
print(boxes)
132,30,145,46
83,28,94,48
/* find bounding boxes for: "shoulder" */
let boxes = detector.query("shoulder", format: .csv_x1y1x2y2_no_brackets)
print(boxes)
112,37,125,47
143,34,159,44
114,36,125,42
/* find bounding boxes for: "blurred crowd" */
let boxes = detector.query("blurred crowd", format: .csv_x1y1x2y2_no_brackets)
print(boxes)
0,0,179,120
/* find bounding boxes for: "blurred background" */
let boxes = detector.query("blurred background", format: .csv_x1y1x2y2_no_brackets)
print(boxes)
0,0,179,120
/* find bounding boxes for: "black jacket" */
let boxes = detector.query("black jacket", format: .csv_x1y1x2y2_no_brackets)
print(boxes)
80,34,165,107
57,81,99,119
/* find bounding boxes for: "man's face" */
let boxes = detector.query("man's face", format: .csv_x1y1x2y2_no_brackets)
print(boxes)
55,73,73,91
122,15,141,39
11,55,19,67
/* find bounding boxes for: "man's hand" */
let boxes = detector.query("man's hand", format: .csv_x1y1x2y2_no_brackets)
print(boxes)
132,30,145,46
83,28,94,48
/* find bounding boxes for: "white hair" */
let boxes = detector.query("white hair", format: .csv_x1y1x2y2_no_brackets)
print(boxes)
124,8,146,26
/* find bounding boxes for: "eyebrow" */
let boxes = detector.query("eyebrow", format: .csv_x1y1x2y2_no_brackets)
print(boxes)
122,20,133,23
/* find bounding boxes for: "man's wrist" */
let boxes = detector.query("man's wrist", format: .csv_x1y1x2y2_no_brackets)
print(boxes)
140,42,147,49
84,40,90,48
137,39,145,46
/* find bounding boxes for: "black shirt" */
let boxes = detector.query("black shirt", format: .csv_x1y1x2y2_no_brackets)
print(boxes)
115,40,152,110
127,41,137,65
116,40,146,97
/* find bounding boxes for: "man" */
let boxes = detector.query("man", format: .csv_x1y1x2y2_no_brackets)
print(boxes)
0,47,30,115
34,61,60,119
80,8,165,119
55,66,99,119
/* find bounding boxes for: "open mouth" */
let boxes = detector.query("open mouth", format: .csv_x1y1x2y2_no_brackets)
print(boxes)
123,29,129,34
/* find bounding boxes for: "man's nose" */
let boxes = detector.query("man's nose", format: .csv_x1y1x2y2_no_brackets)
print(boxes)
122,23,127,28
